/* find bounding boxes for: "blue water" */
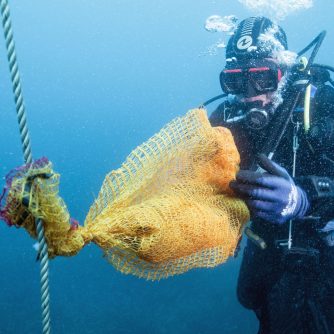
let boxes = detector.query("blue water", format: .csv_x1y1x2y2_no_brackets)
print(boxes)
1,1,334,333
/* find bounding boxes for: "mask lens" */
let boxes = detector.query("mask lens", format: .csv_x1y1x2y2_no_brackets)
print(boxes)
220,69,246,94
248,67,278,92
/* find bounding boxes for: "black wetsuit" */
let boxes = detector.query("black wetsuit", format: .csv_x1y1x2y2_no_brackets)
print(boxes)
210,84,334,334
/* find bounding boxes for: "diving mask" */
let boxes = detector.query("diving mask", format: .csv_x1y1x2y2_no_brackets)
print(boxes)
220,59,282,95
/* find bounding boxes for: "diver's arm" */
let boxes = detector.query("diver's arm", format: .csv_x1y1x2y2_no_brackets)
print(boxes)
308,84,334,151
295,84,334,225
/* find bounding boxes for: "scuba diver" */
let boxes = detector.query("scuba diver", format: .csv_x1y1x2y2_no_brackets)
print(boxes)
207,16,334,333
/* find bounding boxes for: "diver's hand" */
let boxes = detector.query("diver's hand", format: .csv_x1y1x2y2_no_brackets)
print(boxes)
230,154,309,225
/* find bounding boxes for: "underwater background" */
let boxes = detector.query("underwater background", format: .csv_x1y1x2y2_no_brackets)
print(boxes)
0,1,333,333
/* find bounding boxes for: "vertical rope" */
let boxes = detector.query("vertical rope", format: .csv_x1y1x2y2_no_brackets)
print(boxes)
0,1,52,333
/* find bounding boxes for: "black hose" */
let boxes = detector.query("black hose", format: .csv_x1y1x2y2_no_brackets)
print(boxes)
256,83,303,165
256,31,327,164
303,31,326,73
311,63,334,73
200,93,227,108
297,31,326,59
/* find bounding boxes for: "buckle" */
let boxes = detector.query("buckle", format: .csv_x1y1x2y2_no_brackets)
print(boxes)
275,239,290,248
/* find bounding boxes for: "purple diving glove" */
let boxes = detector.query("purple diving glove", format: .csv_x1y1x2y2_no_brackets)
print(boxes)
230,154,310,225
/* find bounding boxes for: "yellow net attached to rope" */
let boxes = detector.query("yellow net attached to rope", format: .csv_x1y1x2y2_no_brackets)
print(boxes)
0,108,249,280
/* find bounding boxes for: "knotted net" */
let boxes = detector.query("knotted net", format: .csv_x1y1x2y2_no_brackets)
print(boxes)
0,108,249,280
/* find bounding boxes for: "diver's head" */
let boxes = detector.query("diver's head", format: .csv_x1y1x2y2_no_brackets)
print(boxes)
220,17,289,130
225,16,288,62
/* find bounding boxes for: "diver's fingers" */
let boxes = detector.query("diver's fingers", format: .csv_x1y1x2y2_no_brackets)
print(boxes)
246,199,276,212
257,154,290,180
230,182,280,202
235,170,263,184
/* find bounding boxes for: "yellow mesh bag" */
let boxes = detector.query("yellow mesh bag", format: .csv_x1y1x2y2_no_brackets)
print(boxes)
0,108,249,280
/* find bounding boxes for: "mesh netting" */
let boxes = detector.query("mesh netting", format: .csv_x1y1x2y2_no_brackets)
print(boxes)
0,158,86,257
0,108,249,279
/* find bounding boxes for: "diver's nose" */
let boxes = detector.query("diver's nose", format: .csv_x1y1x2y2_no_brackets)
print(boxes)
244,82,257,98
